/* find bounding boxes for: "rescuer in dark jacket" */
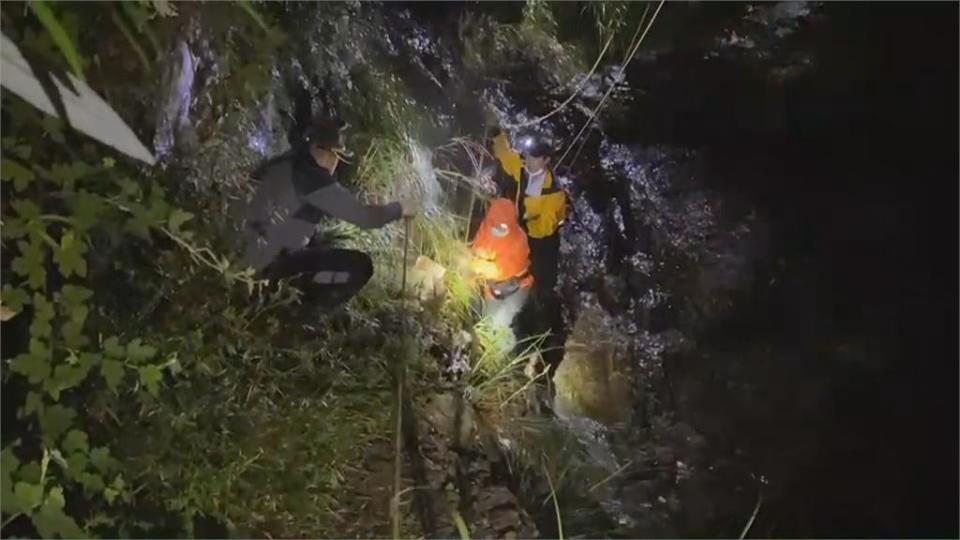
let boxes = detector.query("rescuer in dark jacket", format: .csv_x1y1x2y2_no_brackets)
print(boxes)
240,117,415,306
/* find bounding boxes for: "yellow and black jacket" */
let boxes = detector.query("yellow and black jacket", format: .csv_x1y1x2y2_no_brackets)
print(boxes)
491,133,568,240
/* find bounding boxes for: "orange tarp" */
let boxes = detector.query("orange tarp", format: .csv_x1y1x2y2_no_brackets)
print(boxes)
471,198,534,291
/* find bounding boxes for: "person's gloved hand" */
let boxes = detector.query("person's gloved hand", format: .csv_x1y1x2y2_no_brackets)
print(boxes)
400,198,419,219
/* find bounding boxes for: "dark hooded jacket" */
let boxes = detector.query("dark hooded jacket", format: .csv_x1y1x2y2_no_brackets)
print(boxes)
240,151,401,271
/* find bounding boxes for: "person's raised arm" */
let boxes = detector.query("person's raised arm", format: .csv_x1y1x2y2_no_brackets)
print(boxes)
491,130,523,181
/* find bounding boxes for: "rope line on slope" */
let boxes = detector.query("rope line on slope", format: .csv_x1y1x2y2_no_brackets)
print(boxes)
565,2,653,169
391,217,410,540
555,0,665,172
557,1,659,167
388,216,438,538
502,31,617,130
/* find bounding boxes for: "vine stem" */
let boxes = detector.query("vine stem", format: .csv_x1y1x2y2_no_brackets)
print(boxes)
2,512,23,529
39,215,75,224
39,231,59,250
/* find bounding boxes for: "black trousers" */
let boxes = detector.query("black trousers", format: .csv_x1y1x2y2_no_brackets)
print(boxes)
528,234,560,301
263,247,374,308
524,234,566,375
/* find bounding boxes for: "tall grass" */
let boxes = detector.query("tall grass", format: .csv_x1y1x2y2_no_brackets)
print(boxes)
342,124,588,538
347,134,482,328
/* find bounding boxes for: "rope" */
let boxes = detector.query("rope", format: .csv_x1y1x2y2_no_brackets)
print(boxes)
556,0,662,169
739,494,764,539
555,0,665,171
401,217,410,296
565,2,652,169
389,217,436,537
392,372,404,538
502,32,617,130
392,217,410,539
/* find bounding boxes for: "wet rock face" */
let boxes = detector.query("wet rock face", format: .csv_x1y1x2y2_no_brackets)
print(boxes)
154,41,198,160
565,160,769,532
560,140,763,335
419,392,539,539
554,308,634,426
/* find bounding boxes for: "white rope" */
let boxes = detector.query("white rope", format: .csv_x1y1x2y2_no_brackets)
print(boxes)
555,0,665,171
502,32,617,129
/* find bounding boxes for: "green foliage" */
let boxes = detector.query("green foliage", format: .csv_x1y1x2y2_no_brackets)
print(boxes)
13,481,43,514
2,284,31,313
1,158,36,191
524,0,559,36
62,430,89,455
237,0,270,32
459,1,587,82
1,2,579,538
461,0,656,85
11,239,48,290
32,487,86,539
40,405,76,444
583,1,633,55
98,360,124,393
1,46,417,540
118,2,162,56
1,448,87,538
29,0,86,80
1,6,293,535
52,231,87,278
469,323,548,409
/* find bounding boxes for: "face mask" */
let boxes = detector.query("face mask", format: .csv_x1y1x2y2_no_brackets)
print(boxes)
524,165,544,176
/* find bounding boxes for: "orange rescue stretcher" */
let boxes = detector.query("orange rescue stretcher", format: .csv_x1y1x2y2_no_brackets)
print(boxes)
470,198,534,299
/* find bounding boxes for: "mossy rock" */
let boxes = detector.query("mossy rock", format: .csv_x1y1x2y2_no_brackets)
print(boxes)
553,337,633,425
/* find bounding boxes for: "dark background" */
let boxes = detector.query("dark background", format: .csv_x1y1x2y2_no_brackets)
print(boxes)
615,3,959,536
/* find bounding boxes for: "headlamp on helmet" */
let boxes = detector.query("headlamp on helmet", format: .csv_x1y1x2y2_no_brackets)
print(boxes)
518,133,552,158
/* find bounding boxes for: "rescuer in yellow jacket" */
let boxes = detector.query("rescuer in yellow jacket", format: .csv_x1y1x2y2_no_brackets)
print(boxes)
490,129,567,301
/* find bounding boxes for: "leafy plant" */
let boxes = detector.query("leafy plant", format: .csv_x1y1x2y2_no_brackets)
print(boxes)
0,1,596,537
28,0,85,80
